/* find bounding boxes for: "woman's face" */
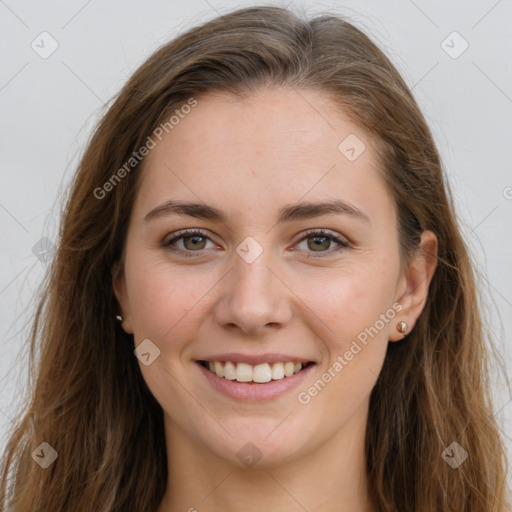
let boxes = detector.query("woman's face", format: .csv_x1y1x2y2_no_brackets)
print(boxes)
115,87,433,468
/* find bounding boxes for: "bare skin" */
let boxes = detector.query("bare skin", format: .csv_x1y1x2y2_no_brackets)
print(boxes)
114,87,437,512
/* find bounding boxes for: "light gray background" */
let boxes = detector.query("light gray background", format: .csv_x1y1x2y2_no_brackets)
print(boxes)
1,0,511,477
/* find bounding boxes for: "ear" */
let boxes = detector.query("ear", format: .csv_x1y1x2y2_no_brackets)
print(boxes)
389,230,438,341
112,261,134,334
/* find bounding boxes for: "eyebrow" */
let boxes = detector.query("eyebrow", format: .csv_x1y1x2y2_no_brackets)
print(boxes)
143,199,371,225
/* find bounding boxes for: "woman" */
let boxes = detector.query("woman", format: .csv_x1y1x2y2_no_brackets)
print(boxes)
0,5,509,511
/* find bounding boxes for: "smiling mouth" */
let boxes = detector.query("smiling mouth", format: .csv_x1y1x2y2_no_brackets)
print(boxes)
198,360,315,383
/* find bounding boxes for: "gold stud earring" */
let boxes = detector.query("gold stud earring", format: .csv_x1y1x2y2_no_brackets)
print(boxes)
397,321,408,334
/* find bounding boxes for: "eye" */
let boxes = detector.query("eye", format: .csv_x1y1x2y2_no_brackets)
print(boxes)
162,228,350,258
293,229,350,257
162,229,217,257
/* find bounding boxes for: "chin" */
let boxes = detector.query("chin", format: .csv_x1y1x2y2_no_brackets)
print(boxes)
196,422,311,470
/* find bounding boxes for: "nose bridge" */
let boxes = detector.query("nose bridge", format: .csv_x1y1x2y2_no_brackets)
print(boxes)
233,251,274,303
213,242,292,334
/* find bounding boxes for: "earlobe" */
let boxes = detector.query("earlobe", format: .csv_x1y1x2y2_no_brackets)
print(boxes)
112,262,134,334
390,230,438,342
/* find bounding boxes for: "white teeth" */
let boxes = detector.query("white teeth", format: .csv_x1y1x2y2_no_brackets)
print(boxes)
235,362,253,382
214,361,223,378
223,361,236,380
253,363,272,383
271,362,285,380
284,362,295,377
203,360,307,383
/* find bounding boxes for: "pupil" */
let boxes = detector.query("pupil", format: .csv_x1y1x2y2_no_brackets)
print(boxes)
309,236,329,251
185,235,205,250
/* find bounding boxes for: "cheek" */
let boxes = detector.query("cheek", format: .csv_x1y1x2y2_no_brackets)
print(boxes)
125,250,218,344
293,262,397,346
291,259,399,409
287,264,396,435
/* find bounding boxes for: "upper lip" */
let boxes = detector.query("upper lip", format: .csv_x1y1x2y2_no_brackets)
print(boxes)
196,353,316,365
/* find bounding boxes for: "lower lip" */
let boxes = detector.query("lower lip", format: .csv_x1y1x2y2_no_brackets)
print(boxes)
196,362,316,402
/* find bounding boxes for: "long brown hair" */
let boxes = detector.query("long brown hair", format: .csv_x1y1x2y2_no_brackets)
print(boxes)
1,6,509,511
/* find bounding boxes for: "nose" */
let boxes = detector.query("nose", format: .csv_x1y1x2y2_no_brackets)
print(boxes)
213,249,293,336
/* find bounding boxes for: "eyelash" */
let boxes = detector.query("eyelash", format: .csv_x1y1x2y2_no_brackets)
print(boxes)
162,228,350,258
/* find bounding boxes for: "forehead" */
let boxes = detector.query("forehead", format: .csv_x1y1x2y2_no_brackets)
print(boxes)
135,87,394,225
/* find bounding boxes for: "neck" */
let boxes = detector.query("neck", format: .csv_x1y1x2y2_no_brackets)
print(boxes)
157,407,375,512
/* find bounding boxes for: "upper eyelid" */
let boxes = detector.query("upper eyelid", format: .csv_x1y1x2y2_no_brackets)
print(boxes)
164,228,217,244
